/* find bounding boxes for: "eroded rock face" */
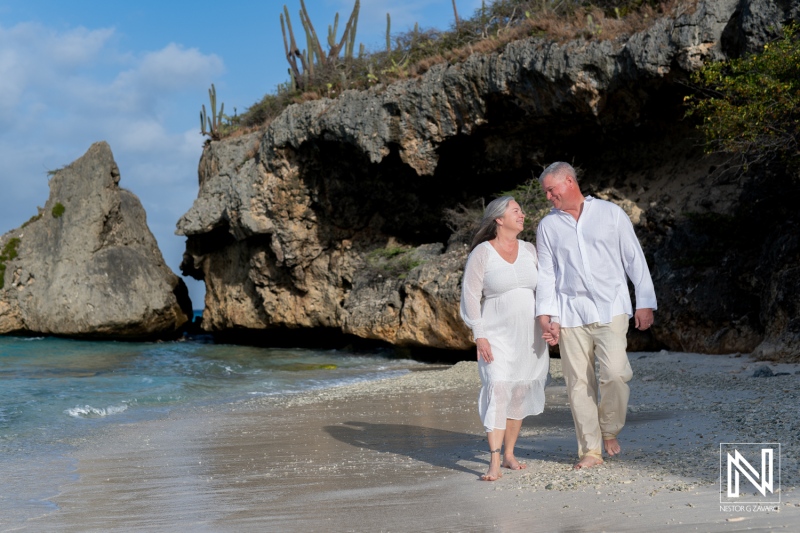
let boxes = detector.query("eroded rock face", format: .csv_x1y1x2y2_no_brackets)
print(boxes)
178,0,800,360
0,142,192,339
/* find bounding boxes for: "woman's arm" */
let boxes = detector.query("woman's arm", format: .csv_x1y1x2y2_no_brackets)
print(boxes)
460,245,493,362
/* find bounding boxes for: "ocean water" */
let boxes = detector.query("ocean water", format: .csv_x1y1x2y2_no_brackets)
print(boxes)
0,332,424,525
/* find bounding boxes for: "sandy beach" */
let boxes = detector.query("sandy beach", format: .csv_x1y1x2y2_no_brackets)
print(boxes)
19,351,800,532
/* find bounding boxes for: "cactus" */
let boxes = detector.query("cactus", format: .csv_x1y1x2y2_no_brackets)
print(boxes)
327,13,339,49
386,13,391,53
344,5,359,60
200,84,225,140
299,0,326,68
280,0,360,90
452,0,461,34
281,7,306,89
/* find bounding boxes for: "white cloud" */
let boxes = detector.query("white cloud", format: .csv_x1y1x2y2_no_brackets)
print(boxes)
117,43,224,93
0,23,115,118
0,20,223,308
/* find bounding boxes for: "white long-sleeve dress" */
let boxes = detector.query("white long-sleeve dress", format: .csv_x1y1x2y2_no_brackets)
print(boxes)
460,240,549,432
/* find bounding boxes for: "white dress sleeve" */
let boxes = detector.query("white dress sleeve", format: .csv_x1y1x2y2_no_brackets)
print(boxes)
460,244,489,340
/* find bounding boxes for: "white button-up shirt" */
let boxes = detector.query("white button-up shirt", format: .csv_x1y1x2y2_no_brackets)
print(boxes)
535,196,657,327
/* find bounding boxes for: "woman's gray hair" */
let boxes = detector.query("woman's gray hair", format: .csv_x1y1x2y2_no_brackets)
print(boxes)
538,162,577,184
469,196,514,252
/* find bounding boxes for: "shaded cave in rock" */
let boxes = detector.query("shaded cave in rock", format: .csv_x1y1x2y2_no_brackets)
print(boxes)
298,139,496,245
211,326,474,363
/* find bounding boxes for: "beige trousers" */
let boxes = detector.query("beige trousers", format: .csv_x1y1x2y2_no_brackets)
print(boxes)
559,314,633,460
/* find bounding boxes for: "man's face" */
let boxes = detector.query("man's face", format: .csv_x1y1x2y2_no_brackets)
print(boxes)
541,174,570,210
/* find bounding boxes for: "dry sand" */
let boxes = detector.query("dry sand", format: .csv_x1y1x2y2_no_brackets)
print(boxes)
20,351,800,532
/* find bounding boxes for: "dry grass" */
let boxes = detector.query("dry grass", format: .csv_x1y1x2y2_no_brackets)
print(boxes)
228,0,699,139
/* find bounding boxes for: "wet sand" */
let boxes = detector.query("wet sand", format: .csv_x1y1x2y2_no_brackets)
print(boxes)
21,351,800,532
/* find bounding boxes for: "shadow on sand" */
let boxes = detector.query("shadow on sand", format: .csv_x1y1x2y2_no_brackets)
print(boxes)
324,408,676,478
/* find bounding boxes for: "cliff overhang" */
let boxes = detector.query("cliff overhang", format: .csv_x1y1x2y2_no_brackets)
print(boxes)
178,0,800,361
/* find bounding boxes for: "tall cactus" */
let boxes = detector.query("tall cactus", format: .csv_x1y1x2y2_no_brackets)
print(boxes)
386,13,391,53
280,0,361,91
200,84,224,141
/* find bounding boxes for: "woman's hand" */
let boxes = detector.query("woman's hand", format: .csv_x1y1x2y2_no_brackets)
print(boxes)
538,316,560,346
475,338,494,363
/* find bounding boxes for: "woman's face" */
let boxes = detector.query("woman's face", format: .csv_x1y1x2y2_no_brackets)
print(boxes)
496,200,525,235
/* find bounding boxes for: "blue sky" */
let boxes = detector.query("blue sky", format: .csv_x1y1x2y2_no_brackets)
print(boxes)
0,0,483,309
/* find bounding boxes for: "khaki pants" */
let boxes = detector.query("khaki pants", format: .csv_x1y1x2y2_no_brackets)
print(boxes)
559,314,633,460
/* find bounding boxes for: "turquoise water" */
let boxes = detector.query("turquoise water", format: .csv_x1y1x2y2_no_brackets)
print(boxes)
0,333,423,524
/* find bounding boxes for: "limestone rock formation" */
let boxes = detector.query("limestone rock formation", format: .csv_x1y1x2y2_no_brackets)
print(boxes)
178,0,800,360
0,142,192,339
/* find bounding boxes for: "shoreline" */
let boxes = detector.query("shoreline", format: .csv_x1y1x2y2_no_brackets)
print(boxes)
20,351,800,532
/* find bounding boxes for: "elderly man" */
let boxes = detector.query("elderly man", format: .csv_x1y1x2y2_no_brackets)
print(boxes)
535,162,657,470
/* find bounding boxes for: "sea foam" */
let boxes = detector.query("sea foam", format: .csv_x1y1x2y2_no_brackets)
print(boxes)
65,404,128,418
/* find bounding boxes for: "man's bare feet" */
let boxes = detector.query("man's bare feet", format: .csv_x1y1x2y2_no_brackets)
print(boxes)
573,455,604,470
604,438,621,456
502,454,527,470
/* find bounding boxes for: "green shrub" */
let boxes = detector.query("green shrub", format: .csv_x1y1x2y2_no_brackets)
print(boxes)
367,245,423,278
52,203,65,218
685,24,800,166
443,174,550,247
501,175,551,242
0,237,21,290
21,213,42,228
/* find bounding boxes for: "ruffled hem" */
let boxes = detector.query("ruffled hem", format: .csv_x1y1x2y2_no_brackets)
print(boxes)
479,376,548,432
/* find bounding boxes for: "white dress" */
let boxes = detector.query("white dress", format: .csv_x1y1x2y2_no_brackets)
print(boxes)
460,240,549,432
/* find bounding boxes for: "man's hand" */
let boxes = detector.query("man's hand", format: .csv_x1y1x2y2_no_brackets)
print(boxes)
475,338,494,363
635,308,654,330
538,315,560,346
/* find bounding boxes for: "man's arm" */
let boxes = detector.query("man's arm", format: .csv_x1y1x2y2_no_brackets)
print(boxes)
536,223,560,345
617,210,657,312
535,223,560,320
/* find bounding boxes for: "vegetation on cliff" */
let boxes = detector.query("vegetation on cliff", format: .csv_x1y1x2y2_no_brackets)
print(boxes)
0,237,21,290
686,23,800,166
444,174,550,246
205,0,684,139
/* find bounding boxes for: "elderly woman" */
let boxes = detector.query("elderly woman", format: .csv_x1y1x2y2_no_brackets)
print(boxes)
460,196,550,481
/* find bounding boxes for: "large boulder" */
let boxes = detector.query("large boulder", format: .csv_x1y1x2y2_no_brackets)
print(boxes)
178,0,800,360
0,142,192,339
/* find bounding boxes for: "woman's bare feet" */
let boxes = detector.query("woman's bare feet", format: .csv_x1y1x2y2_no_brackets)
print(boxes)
481,453,503,481
573,455,604,470
604,438,621,456
502,454,527,470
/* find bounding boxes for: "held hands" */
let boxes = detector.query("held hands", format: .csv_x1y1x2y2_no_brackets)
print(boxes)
635,308,655,331
475,338,494,363
538,316,560,346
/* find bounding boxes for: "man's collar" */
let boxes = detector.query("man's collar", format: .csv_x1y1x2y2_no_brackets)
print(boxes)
550,195,594,216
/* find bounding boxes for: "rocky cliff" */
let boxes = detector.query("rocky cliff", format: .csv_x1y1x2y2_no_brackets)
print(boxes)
178,0,800,361
0,142,192,339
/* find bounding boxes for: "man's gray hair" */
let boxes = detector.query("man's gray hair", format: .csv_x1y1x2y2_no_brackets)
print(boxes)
538,162,577,184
